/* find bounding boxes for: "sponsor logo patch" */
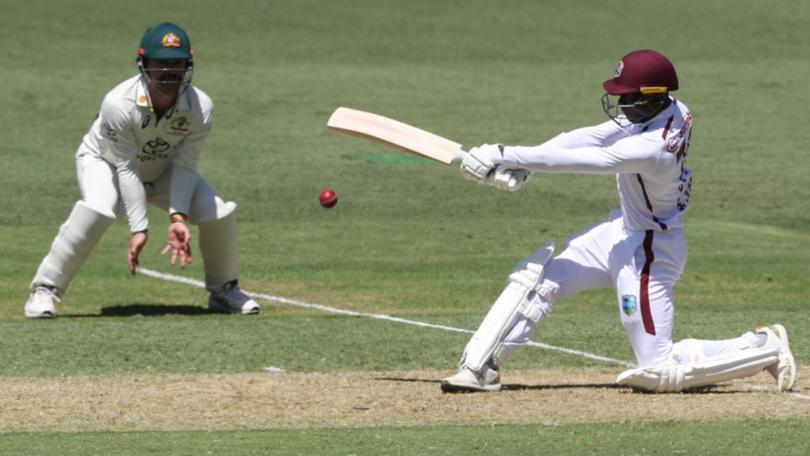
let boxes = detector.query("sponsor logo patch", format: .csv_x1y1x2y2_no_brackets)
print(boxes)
102,122,118,142
621,295,637,316
138,137,171,161
162,32,181,48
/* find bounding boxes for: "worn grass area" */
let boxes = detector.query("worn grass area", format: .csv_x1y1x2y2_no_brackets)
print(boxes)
1,0,809,454
2,369,809,433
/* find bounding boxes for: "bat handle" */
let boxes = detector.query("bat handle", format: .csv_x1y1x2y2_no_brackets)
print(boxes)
451,148,467,163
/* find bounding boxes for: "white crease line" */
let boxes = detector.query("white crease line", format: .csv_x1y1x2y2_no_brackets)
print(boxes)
138,267,634,367
743,383,810,402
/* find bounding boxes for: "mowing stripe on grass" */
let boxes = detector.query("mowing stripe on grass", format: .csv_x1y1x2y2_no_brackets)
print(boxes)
138,267,633,367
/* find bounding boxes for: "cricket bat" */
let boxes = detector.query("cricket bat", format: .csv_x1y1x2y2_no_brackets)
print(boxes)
327,107,466,165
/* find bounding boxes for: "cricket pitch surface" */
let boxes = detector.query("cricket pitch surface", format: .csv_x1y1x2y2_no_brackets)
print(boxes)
1,367,808,432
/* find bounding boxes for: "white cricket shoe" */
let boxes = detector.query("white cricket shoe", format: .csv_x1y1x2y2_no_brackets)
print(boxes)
24,286,60,318
757,324,797,392
208,281,260,315
441,365,502,393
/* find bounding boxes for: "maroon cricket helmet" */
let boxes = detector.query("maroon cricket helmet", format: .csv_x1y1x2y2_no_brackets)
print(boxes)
603,50,679,95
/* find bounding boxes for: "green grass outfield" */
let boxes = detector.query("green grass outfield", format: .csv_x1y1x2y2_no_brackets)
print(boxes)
4,421,810,456
1,0,809,454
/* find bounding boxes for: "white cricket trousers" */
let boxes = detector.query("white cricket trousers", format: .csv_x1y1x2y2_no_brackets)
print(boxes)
539,213,685,367
76,153,222,222
531,212,761,367
68,153,241,291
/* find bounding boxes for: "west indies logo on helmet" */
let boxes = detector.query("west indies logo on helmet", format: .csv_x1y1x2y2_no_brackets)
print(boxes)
601,50,678,126
136,22,194,97
613,60,624,78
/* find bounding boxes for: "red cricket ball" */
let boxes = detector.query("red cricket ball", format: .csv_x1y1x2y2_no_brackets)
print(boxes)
319,188,338,208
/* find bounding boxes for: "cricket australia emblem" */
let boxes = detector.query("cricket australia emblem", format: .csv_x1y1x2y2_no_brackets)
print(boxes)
621,295,637,316
168,116,190,135
162,33,181,48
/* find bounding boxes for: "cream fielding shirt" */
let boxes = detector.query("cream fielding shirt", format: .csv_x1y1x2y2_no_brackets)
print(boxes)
76,75,214,232
501,99,693,232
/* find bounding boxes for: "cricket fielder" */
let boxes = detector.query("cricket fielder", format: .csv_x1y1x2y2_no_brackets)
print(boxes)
25,22,260,317
442,50,797,393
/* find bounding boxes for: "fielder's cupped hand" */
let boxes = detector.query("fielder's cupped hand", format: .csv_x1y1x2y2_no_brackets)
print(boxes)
162,222,192,268
127,231,149,275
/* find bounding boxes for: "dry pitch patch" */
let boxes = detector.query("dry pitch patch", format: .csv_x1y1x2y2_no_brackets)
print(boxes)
1,367,807,432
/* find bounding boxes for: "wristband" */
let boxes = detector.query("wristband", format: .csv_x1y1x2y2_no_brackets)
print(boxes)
170,213,188,225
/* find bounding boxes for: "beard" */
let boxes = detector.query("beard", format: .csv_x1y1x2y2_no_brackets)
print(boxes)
151,79,183,98
146,66,187,99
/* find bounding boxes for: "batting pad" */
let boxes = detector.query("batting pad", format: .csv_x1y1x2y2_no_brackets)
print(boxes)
616,346,780,393
31,200,115,292
462,241,555,371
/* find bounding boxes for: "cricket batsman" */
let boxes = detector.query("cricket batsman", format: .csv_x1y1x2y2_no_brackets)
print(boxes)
25,22,260,317
442,50,797,393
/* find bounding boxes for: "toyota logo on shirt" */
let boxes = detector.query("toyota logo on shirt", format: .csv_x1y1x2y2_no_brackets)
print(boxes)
139,137,171,161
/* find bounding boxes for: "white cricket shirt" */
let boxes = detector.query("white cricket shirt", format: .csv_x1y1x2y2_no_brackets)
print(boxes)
75,75,214,232
501,99,693,231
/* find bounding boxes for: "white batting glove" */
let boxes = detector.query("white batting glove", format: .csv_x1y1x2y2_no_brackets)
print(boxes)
460,143,504,181
461,144,532,192
490,167,532,192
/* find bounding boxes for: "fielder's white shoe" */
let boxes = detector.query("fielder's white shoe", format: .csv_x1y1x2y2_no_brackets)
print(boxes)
24,286,60,318
757,324,797,392
208,281,260,315
441,365,502,393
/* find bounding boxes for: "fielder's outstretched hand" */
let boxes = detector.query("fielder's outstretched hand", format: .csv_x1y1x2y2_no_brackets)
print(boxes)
162,221,192,268
127,231,149,275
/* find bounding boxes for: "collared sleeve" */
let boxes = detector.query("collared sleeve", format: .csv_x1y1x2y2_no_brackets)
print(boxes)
501,132,662,175
97,95,149,232
169,92,213,216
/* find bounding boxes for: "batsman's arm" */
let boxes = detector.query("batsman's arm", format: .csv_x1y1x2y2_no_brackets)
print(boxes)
501,136,659,175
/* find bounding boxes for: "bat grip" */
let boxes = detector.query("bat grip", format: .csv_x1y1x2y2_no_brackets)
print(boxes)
451,148,467,163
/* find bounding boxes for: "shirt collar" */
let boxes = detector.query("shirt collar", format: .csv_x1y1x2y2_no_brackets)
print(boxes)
135,76,151,108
